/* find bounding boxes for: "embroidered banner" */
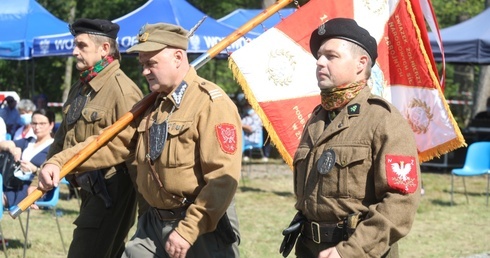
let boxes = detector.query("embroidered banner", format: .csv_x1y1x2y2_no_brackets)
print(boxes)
229,0,465,166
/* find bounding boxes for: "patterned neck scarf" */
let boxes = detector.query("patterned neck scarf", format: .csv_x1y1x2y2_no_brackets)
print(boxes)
79,55,114,84
320,80,366,111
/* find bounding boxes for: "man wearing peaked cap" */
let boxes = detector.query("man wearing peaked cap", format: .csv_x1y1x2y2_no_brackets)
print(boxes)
39,17,144,258
127,23,189,52
39,21,242,258
279,18,421,258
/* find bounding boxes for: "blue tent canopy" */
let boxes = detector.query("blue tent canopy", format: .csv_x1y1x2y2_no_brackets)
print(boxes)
429,8,490,64
217,8,296,36
33,0,257,57
0,0,68,60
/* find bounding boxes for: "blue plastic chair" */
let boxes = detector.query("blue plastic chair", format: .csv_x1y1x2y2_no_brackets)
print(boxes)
0,175,8,258
451,141,490,206
241,130,266,184
24,186,66,257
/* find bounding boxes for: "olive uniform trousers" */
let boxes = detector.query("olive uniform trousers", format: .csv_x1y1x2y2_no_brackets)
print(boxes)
67,171,137,258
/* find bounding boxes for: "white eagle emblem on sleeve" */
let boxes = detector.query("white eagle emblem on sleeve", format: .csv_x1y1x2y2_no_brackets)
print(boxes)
391,161,411,181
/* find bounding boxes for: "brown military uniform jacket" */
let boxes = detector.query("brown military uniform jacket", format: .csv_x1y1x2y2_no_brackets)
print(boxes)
48,67,242,245
48,60,143,178
293,86,421,257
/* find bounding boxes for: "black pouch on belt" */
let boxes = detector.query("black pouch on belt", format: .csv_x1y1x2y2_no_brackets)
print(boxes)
75,170,113,208
214,212,238,245
279,211,306,257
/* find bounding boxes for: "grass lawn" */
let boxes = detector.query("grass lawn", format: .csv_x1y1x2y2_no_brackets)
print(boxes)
1,160,489,257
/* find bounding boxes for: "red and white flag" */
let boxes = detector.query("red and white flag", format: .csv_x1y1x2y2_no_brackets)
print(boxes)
229,0,465,166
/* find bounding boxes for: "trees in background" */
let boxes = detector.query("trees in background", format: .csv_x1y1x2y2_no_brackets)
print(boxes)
0,0,487,128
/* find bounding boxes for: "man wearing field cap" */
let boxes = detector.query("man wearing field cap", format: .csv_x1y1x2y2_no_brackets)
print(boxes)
39,22,242,258
280,18,421,258
43,18,143,258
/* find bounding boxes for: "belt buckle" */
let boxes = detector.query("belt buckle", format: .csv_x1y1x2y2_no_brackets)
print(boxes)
311,222,321,244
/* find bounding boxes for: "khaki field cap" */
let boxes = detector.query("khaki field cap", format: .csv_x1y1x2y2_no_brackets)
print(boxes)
127,23,189,53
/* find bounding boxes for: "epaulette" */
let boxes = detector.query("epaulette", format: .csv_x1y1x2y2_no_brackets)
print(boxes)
197,80,224,101
367,94,392,112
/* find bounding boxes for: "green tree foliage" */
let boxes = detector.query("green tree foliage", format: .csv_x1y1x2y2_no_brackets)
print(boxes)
0,0,485,124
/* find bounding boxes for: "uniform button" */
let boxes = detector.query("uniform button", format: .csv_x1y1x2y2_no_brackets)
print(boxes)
338,123,342,128
200,82,206,85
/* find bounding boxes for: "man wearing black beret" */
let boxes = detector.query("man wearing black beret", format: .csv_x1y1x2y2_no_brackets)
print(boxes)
280,18,421,258
43,18,144,258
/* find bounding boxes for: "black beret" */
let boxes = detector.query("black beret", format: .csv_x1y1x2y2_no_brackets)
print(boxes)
309,18,378,66
69,18,120,39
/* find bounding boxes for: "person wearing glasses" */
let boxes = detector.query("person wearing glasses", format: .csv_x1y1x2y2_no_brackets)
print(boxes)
280,18,421,258
1,108,55,208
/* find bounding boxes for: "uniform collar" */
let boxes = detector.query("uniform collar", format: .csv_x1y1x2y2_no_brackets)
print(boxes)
159,67,197,108
308,87,371,145
85,60,120,93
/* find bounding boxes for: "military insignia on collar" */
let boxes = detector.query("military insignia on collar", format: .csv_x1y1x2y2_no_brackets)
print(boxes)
347,104,360,115
215,123,237,154
385,155,418,194
171,81,188,108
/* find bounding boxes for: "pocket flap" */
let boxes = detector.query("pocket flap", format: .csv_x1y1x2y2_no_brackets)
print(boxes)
334,145,369,167
81,107,105,123
167,120,192,136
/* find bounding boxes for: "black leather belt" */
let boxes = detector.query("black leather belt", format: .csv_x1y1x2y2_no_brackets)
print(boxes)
152,206,188,221
301,221,346,244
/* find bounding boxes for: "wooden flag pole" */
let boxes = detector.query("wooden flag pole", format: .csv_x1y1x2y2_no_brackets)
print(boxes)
10,0,293,219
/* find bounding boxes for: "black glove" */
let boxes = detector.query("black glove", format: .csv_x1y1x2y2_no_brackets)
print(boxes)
279,211,306,257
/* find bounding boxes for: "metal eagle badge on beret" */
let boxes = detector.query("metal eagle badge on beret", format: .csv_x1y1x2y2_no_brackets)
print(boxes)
149,120,168,161
317,148,336,175
66,94,87,125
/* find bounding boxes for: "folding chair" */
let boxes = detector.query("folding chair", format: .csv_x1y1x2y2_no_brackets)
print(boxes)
242,130,265,177
451,141,490,206
24,186,67,257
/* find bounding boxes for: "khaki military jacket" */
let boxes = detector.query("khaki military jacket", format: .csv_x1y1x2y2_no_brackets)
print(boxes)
48,60,143,178
293,86,421,257
48,67,242,245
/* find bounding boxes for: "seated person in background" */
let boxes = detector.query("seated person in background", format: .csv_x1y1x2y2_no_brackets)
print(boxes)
0,96,20,137
13,99,37,140
241,102,264,161
1,108,55,207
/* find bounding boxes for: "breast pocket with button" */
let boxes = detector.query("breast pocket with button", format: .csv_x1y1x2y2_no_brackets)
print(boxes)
165,120,193,168
319,144,371,199
75,107,105,142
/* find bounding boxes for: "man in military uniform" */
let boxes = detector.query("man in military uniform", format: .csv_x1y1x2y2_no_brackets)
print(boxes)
39,23,242,258
45,18,143,257
280,18,421,258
